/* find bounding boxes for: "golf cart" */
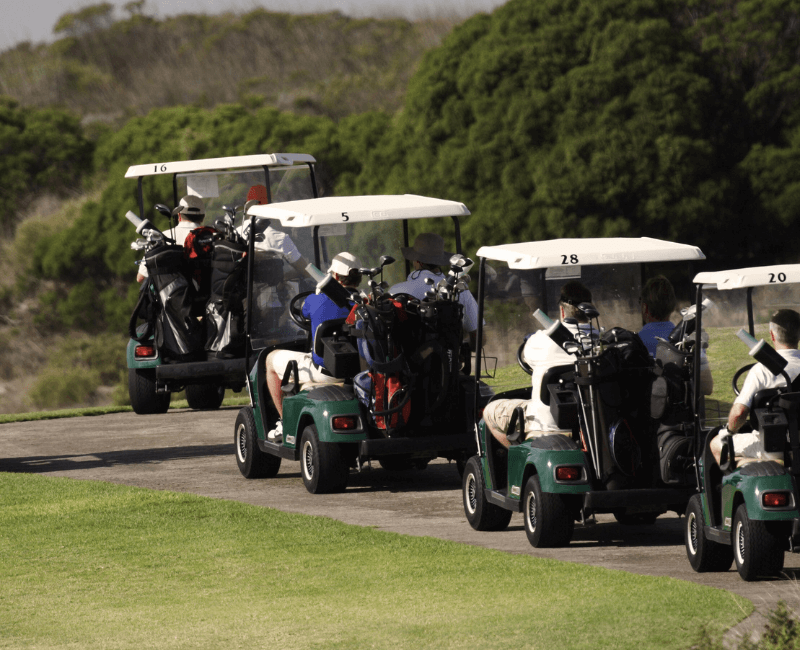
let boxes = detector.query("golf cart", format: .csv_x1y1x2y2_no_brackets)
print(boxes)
233,194,488,493
126,153,319,414
462,237,707,547
685,265,800,580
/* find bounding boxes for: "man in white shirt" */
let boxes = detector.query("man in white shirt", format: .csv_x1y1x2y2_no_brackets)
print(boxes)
483,281,596,449
388,232,479,348
710,309,800,464
136,195,205,283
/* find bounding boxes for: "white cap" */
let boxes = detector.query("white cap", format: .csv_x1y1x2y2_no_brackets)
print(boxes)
328,252,361,276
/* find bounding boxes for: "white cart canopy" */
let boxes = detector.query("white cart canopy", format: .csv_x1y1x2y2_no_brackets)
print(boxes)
477,237,705,269
246,194,470,228
694,265,800,290
125,153,316,178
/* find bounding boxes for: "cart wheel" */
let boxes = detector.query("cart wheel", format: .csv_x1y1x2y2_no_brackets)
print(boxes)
733,504,785,581
186,384,225,410
685,494,733,572
300,425,348,494
128,368,170,415
523,474,574,548
235,407,281,479
462,456,512,531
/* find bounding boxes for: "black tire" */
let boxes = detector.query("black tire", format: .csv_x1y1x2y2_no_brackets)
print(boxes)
685,494,734,573
732,504,785,581
234,407,281,479
300,425,349,494
614,512,659,526
523,474,574,548
128,368,170,415
185,384,225,410
462,456,512,531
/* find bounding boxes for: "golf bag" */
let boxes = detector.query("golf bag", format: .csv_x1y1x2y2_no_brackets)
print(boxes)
141,243,204,359
205,237,248,357
350,295,466,435
575,328,654,484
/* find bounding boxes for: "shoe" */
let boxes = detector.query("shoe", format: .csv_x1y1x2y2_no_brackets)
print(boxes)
267,420,283,443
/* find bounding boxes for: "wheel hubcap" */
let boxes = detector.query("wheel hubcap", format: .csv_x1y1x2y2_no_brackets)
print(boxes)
466,474,477,514
527,491,537,532
736,521,746,564
687,512,698,555
303,441,314,480
236,423,247,462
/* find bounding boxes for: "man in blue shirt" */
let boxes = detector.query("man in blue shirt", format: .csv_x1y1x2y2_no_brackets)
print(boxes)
636,275,677,357
264,252,362,442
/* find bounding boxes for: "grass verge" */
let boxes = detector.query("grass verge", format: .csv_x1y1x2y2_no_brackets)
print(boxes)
0,473,751,650
0,396,250,424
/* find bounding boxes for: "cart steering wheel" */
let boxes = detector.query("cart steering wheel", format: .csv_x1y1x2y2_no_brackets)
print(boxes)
732,363,755,397
517,341,533,376
289,291,313,332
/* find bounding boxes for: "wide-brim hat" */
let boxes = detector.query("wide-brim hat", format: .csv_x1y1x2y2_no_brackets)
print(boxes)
401,233,453,267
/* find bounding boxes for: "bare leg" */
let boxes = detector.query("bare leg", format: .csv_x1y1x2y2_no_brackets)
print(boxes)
265,354,285,418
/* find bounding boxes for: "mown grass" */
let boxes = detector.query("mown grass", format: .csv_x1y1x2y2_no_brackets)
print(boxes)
0,473,750,649
0,395,250,424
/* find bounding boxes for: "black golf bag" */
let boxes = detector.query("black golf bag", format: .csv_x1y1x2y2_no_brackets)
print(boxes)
205,238,249,357
139,243,205,359
574,328,654,485
351,295,466,436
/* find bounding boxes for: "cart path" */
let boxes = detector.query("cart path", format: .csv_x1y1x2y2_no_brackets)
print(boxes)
2,408,797,644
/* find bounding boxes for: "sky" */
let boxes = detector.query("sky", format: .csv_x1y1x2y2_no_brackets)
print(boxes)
0,0,507,52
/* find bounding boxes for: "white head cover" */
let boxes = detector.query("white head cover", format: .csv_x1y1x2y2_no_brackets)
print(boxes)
328,252,361,275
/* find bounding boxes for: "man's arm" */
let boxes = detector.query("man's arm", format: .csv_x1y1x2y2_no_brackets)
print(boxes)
727,402,750,433
287,254,311,280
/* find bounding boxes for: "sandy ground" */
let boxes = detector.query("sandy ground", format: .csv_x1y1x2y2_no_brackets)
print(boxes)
2,407,799,645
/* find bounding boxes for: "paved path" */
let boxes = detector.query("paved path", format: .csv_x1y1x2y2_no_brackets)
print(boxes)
2,408,799,644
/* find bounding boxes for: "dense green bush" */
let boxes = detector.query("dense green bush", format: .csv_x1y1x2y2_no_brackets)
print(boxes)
27,333,127,409
349,0,800,268
0,98,93,235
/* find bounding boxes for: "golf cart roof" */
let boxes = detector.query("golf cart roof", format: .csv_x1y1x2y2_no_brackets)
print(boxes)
125,153,316,178
693,265,800,290
246,194,470,227
476,237,705,269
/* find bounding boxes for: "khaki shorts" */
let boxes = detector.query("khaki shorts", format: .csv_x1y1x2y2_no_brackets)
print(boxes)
266,349,342,385
714,428,783,463
483,399,567,439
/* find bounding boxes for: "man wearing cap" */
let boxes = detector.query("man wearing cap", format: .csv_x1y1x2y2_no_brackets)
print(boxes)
240,184,311,279
389,232,480,348
710,309,800,465
136,195,206,283
484,281,597,449
263,252,362,442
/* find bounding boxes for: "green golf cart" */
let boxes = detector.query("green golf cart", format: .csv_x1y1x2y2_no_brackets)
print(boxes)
685,264,800,580
234,194,491,493
126,153,318,413
462,237,707,547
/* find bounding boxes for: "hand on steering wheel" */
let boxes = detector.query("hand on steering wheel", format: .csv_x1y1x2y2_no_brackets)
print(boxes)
289,290,313,332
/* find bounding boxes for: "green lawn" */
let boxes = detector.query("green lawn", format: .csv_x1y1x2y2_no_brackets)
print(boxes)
0,473,750,650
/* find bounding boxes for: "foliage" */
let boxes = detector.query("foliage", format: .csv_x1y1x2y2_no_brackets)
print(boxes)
0,9,454,122
27,333,127,409
695,600,800,649
348,0,800,269
0,97,93,235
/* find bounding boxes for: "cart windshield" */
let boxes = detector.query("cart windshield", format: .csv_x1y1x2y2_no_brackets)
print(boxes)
248,216,462,351
698,281,800,429
175,165,316,230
